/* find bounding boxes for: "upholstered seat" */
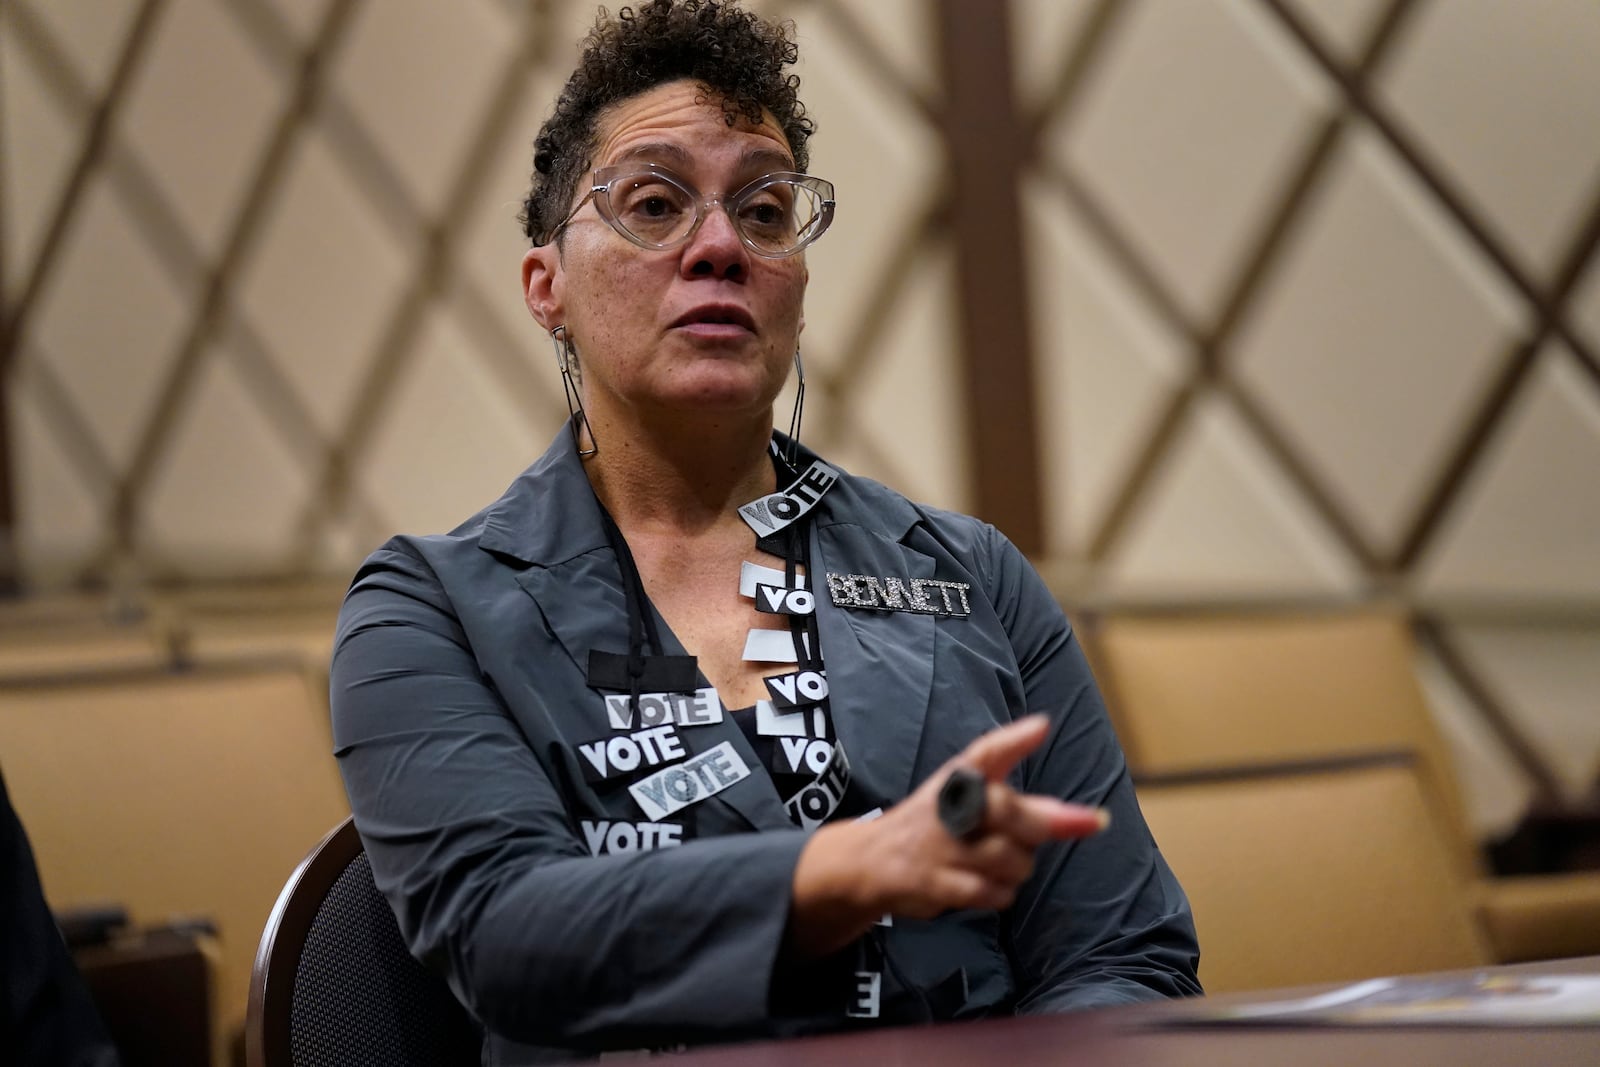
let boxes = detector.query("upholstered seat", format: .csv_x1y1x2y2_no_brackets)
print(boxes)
1089,611,1600,966
1136,756,1490,992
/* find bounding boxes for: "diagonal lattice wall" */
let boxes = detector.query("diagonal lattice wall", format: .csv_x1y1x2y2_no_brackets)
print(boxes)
2,0,1597,835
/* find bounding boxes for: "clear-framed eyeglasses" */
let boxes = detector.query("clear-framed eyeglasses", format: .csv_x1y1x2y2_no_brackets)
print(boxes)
554,164,836,258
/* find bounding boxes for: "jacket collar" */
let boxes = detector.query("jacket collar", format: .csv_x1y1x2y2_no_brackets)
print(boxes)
477,427,609,567
476,425,926,567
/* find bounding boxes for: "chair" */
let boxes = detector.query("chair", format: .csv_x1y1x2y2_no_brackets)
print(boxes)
1135,755,1490,992
245,817,481,1067
1087,610,1600,964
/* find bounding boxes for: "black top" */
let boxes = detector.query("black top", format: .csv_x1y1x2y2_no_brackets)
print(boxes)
0,765,120,1067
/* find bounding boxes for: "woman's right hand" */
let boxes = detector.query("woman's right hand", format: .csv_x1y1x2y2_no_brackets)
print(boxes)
786,715,1109,957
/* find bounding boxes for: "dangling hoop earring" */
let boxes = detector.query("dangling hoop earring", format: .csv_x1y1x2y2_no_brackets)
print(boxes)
784,346,806,468
551,325,596,457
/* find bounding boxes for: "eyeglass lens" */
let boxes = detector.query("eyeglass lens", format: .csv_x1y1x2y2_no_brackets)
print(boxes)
602,172,827,255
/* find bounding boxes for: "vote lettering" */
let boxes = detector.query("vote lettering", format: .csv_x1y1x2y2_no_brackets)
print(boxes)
630,741,752,820
754,583,816,616
783,742,851,830
795,462,838,501
580,819,684,855
577,724,685,782
763,669,828,708
774,737,834,776
737,461,839,536
847,971,881,1019
604,687,722,731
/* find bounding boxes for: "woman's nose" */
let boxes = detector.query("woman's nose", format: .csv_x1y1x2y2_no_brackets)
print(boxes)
682,200,749,281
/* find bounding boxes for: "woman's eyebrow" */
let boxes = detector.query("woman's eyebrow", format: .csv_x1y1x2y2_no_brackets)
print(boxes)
606,142,797,174
609,142,692,168
739,146,797,173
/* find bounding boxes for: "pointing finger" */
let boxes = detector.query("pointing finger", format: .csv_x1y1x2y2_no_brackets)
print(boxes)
987,787,1111,847
960,715,1052,782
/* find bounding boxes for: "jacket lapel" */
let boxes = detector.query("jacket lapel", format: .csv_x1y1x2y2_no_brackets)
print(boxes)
481,430,943,833
515,557,793,833
812,510,938,808
489,435,792,833
651,621,796,833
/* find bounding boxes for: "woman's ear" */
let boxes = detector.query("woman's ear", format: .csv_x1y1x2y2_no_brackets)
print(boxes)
522,245,563,330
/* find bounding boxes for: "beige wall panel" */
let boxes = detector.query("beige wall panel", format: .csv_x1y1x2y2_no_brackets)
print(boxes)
235,131,411,438
831,245,967,512
306,510,372,577
1419,351,1600,600
455,80,571,357
1280,0,1388,60
1231,128,1522,552
29,179,191,467
548,0,617,48
0,0,1593,844
0,619,168,680
119,0,282,258
356,304,549,538
136,351,310,576
269,0,337,46
1101,395,1359,597
1378,0,1600,281
332,0,517,218
0,669,350,1042
1447,623,1600,802
9,379,106,583
179,606,338,668
1575,253,1600,355
774,0,937,99
1011,0,1100,110
1026,180,1187,553
783,5,941,384
1414,647,1538,841
21,0,143,93
0,24,79,291
1054,0,1330,322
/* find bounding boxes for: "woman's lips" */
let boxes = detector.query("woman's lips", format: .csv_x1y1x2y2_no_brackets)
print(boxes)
670,304,757,334
673,321,755,339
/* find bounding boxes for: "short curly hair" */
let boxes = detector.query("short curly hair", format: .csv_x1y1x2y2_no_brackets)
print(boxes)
520,0,815,245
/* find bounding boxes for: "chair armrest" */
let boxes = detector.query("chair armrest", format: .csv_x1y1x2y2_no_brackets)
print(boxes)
1475,872,1600,963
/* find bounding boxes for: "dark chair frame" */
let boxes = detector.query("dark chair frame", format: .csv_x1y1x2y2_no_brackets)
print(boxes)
244,816,479,1067
246,816,363,1067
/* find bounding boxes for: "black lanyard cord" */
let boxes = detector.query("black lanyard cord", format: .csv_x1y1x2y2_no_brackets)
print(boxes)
590,446,824,695
595,504,672,715
769,449,824,676
788,517,824,675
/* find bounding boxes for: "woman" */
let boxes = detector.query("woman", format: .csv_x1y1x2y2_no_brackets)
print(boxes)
330,1,1200,1061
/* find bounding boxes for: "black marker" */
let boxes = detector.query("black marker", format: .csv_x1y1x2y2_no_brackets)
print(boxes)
937,767,987,841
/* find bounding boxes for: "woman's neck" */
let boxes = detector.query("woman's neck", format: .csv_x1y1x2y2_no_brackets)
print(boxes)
582,404,779,536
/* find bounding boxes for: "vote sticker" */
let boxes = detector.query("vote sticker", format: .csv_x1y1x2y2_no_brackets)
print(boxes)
629,741,753,821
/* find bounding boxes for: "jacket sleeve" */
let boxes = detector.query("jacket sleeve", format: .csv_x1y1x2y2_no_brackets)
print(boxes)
330,543,821,1050
979,530,1203,1011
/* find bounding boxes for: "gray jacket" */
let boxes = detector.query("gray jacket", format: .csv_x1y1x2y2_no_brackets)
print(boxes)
330,430,1200,1063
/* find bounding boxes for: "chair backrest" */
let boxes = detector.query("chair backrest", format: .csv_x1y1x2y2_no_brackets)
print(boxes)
246,816,480,1067
1086,611,1478,874
1135,756,1490,993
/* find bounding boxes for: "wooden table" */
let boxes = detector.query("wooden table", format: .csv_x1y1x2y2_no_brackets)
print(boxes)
666,957,1600,1066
